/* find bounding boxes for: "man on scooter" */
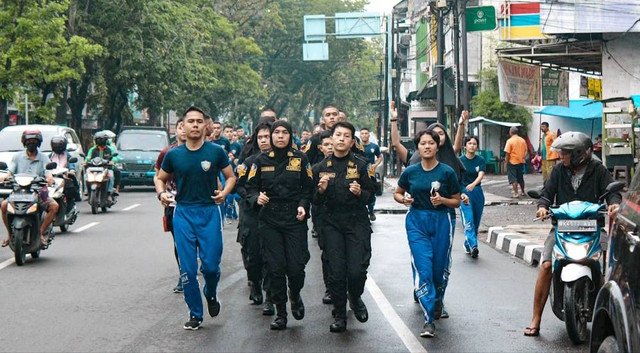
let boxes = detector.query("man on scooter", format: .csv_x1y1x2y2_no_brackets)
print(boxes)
0,130,59,248
84,131,118,200
524,131,621,337
50,136,80,210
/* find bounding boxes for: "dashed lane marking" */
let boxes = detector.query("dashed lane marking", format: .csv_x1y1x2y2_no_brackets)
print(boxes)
122,204,140,211
0,258,14,271
72,222,100,233
366,275,428,353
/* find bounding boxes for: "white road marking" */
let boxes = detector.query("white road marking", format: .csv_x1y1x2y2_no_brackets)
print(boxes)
0,258,14,270
72,222,100,233
122,204,140,211
366,275,428,353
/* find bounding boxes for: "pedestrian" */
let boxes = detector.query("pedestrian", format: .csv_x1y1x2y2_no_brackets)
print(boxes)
538,122,559,183
235,123,273,312
155,106,237,331
504,127,528,197
313,122,375,333
312,130,335,306
304,105,340,165
154,117,186,293
459,135,486,258
209,121,230,151
245,120,314,330
393,128,461,338
360,127,383,221
524,131,620,337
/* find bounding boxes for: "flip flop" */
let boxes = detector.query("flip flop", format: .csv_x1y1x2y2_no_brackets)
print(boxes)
1,239,9,247
524,327,540,337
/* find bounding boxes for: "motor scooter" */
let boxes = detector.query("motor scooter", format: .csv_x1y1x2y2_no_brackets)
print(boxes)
49,158,80,231
85,155,118,214
528,181,625,344
0,161,56,266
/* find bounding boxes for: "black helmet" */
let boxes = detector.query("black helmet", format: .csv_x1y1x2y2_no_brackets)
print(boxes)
551,131,593,169
51,136,68,154
21,129,43,147
94,131,108,146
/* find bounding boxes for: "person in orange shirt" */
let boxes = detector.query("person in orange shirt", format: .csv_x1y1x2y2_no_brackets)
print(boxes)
504,127,528,197
538,122,559,183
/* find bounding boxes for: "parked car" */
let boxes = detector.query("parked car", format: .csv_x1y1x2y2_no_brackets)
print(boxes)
116,126,170,188
0,124,85,198
590,172,640,353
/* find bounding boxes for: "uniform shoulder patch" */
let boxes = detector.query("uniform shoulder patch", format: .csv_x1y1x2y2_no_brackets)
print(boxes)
237,163,247,178
268,151,275,158
368,164,375,177
302,140,311,152
287,151,294,157
306,163,313,178
248,164,257,180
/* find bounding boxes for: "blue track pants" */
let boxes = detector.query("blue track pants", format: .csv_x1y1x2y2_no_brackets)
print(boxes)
406,209,454,323
460,187,485,251
173,204,223,319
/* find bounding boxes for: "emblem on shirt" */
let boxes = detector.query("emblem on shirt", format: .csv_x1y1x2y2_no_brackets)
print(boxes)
302,141,311,152
286,157,302,172
248,164,257,180
306,163,313,178
346,166,360,179
368,164,375,177
475,166,479,172
370,148,375,153
237,163,247,177
201,160,211,172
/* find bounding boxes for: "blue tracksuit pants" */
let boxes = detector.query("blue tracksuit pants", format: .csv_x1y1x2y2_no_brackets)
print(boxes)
460,186,485,251
173,204,224,319
406,209,454,323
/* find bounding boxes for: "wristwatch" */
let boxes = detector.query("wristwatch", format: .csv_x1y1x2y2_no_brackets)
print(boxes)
157,191,167,200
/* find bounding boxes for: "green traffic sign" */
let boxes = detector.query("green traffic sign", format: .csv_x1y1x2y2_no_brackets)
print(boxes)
466,6,497,32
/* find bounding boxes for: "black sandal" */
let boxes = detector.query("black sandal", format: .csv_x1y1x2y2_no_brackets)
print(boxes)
524,327,540,337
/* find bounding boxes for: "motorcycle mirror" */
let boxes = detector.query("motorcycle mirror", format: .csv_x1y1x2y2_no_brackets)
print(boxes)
68,157,78,164
46,162,58,170
0,161,7,170
527,188,543,199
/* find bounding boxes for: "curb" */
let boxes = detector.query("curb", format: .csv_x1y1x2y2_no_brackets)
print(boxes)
486,227,544,267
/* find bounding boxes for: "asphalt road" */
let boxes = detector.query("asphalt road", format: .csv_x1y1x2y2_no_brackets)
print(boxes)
0,189,588,352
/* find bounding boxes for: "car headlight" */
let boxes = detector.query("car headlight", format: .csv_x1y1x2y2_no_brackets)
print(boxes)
562,241,591,260
115,163,123,170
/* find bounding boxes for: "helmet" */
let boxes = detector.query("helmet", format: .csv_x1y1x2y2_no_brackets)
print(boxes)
551,131,593,168
51,136,68,154
21,129,43,147
94,131,108,146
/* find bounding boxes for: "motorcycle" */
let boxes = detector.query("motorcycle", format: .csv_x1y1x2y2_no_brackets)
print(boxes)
0,161,56,266
528,181,625,344
49,158,80,232
85,154,118,214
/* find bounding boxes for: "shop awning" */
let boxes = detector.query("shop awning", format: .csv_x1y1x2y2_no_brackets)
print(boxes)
496,40,602,74
469,117,522,127
534,99,602,120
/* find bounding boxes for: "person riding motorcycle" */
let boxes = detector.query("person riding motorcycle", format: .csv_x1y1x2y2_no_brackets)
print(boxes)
0,130,59,248
49,136,80,209
84,131,119,199
524,131,621,337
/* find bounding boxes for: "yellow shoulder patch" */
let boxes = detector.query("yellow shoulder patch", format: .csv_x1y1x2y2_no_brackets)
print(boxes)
302,140,311,153
237,163,247,178
287,151,294,157
268,151,275,158
368,164,375,177
248,164,257,180
306,163,313,178
356,141,364,152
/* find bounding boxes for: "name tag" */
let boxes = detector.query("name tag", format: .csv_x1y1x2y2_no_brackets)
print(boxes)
319,172,336,179
261,166,275,172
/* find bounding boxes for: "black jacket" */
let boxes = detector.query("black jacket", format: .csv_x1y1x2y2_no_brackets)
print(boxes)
538,159,622,209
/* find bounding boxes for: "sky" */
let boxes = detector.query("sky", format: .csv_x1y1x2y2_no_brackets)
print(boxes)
365,0,395,15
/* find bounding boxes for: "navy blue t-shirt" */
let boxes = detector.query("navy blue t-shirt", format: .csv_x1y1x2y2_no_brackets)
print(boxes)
212,136,230,152
398,162,460,211
229,141,242,158
161,142,230,205
459,155,486,187
363,143,381,165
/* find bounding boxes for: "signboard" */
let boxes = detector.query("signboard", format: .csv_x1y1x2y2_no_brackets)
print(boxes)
580,75,588,97
466,6,497,32
303,15,326,41
334,12,381,38
497,60,541,106
541,68,569,106
303,42,329,61
588,77,602,100
499,2,547,40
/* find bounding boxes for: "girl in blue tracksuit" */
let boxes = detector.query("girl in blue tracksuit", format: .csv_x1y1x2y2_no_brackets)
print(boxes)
394,129,461,338
459,136,486,258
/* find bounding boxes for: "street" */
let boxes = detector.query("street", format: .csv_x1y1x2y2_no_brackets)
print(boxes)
0,188,586,352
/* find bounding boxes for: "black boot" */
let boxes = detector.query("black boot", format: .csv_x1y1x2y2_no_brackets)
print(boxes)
249,280,263,305
349,295,369,323
262,291,275,316
322,290,333,304
290,293,305,320
270,304,287,330
330,306,347,333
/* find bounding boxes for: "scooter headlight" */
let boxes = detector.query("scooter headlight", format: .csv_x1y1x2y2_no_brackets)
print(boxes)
6,203,14,214
87,173,96,182
562,241,591,260
26,203,38,214
15,176,33,187
95,173,104,182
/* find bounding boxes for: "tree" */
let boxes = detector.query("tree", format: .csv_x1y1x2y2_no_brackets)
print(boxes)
471,68,532,133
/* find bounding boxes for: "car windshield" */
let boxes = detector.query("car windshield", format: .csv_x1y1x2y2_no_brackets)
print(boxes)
0,130,58,152
117,132,167,151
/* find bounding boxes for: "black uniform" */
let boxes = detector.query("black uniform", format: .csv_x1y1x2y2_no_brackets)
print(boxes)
245,147,314,317
304,132,367,166
310,160,330,296
312,152,375,320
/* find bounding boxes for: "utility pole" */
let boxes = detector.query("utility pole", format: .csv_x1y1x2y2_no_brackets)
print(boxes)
461,0,470,110
436,4,445,123
24,94,29,125
452,0,461,117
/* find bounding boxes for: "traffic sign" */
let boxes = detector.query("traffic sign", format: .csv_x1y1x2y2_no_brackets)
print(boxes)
466,6,497,32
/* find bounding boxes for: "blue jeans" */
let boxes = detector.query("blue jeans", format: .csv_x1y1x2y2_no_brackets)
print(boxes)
406,209,454,323
460,186,485,251
173,204,223,319
225,194,238,219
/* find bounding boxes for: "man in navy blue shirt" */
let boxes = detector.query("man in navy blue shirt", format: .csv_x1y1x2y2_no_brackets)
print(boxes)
209,121,230,151
360,128,382,221
155,106,236,331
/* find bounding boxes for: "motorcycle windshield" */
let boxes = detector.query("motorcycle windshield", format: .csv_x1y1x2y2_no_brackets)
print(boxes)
551,201,604,219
